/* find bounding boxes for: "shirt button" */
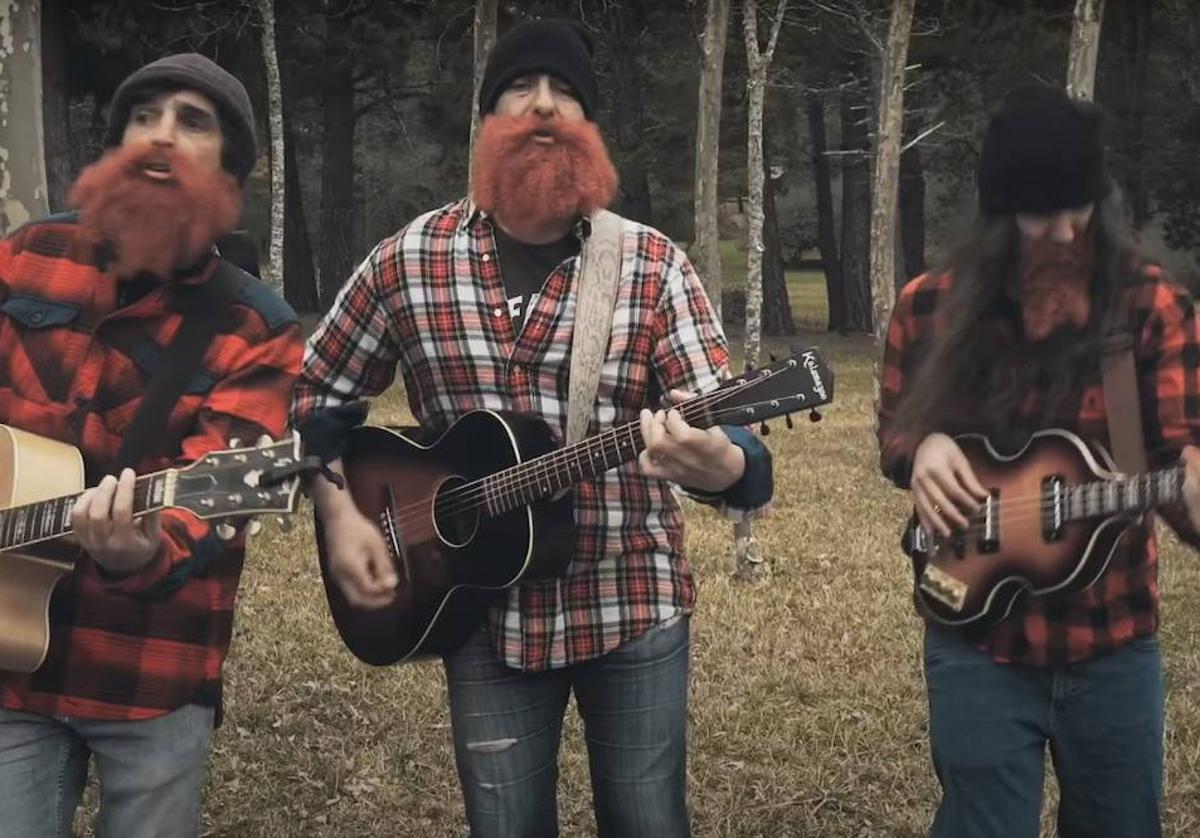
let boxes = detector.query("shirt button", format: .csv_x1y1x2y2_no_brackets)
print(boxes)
30,311,44,324
482,253,491,263
493,307,504,318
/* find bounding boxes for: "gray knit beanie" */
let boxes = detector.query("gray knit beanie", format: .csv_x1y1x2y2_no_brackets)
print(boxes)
104,53,257,183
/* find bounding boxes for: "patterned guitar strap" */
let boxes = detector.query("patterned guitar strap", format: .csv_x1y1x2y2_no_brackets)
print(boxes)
566,209,625,446
1100,333,1149,475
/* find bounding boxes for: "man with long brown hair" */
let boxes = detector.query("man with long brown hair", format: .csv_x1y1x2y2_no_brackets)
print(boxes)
878,84,1200,837
0,54,302,836
292,19,772,837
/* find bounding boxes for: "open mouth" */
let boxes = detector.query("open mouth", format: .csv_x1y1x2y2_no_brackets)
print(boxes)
141,160,173,181
531,129,556,145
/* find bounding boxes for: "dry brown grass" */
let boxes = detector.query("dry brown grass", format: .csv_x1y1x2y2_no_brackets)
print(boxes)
79,329,1200,836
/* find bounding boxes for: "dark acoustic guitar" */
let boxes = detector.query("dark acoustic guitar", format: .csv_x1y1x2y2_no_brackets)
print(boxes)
317,348,835,666
902,428,1186,628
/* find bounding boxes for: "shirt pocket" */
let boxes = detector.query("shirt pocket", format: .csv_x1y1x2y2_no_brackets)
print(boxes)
1,294,81,329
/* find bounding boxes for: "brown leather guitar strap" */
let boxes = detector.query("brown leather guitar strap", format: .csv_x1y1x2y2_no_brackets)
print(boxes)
1100,333,1149,474
566,210,624,446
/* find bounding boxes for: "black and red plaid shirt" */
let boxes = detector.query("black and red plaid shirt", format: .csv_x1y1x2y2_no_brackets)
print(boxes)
293,200,771,671
0,214,302,721
878,266,1200,667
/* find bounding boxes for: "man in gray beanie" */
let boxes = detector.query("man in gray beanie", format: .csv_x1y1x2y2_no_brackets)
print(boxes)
0,53,302,837
294,18,773,838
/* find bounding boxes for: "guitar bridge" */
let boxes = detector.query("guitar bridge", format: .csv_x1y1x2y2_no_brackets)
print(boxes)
919,564,968,612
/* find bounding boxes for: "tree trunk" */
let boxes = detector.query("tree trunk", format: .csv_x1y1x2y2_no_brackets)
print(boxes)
761,144,794,336
840,83,872,334
1098,0,1152,230
869,0,916,344
318,5,358,308
0,0,49,236
41,0,71,212
1066,0,1106,101
805,91,845,332
468,0,497,194
741,0,787,372
258,0,285,290
898,118,926,285
691,0,731,319
596,0,653,225
283,115,319,313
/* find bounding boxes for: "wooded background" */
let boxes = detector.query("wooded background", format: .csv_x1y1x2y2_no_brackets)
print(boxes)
3,0,1197,328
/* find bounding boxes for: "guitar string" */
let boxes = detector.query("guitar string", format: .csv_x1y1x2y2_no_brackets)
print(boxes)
913,472,1186,542
384,398,793,531
381,388,804,531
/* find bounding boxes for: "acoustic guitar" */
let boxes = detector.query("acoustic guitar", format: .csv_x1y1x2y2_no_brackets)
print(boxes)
902,428,1186,627
0,426,317,672
318,348,835,666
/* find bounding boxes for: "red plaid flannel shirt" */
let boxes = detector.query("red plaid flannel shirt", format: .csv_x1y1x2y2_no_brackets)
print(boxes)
0,215,302,721
292,200,762,671
878,267,1200,666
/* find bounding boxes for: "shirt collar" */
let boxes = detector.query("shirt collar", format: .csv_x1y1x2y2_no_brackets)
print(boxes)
458,197,593,242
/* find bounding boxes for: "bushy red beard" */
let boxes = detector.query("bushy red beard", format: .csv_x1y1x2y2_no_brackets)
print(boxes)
1017,225,1094,341
69,140,242,279
472,114,619,231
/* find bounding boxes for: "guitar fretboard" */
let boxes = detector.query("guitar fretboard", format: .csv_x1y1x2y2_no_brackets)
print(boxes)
1063,466,1185,522
0,472,172,552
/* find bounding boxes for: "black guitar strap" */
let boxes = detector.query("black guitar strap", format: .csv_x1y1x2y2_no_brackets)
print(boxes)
1100,333,1149,474
113,260,241,471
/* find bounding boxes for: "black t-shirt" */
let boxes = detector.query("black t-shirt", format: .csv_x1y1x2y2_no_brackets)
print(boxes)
493,226,580,332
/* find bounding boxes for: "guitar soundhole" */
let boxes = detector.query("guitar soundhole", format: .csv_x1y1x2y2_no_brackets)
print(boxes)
432,476,481,549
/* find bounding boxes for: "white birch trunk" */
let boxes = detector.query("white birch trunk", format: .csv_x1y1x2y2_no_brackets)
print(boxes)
1066,0,1105,101
691,0,730,318
868,0,915,347
468,0,497,194
0,0,49,237
258,0,284,289
734,0,786,582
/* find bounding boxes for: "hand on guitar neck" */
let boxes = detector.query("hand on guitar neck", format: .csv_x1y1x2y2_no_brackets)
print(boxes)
309,457,398,609
71,467,163,576
911,433,990,538
638,389,746,492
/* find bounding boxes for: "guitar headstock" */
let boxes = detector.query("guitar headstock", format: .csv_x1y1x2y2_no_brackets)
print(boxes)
702,346,835,429
170,432,316,522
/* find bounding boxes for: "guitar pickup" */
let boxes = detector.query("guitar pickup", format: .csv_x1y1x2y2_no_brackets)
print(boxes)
919,564,968,612
1042,475,1066,542
977,490,999,554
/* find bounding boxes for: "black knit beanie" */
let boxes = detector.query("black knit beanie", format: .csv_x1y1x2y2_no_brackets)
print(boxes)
104,53,257,183
478,19,599,120
977,83,1111,215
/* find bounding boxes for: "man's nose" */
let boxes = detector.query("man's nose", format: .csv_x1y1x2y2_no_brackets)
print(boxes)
149,112,177,146
1046,212,1075,244
532,78,556,116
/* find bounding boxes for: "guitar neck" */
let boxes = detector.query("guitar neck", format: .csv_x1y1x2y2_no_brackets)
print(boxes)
0,471,173,552
1064,465,1185,522
479,396,725,517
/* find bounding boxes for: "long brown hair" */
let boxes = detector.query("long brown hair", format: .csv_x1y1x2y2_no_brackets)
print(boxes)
888,190,1144,445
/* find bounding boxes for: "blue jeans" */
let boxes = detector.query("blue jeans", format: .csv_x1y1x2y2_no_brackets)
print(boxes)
0,703,214,838
924,626,1164,838
443,615,690,838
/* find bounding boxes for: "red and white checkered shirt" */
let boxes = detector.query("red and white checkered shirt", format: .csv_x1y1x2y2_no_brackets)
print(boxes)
292,199,757,670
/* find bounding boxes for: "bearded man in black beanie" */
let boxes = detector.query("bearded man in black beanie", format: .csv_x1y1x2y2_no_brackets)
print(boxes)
877,83,1200,837
0,54,301,837
293,18,772,837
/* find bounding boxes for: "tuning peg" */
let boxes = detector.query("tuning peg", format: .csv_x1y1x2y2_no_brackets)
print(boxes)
245,519,263,537
809,409,822,423
759,422,770,436
228,438,242,449
276,516,293,532
257,434,273,447
784,414,795,430
215,521,237,541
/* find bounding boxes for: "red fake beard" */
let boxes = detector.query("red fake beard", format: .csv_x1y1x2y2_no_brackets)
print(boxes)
69,140,242,279
1017,226,1095,341
472,113,619,229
